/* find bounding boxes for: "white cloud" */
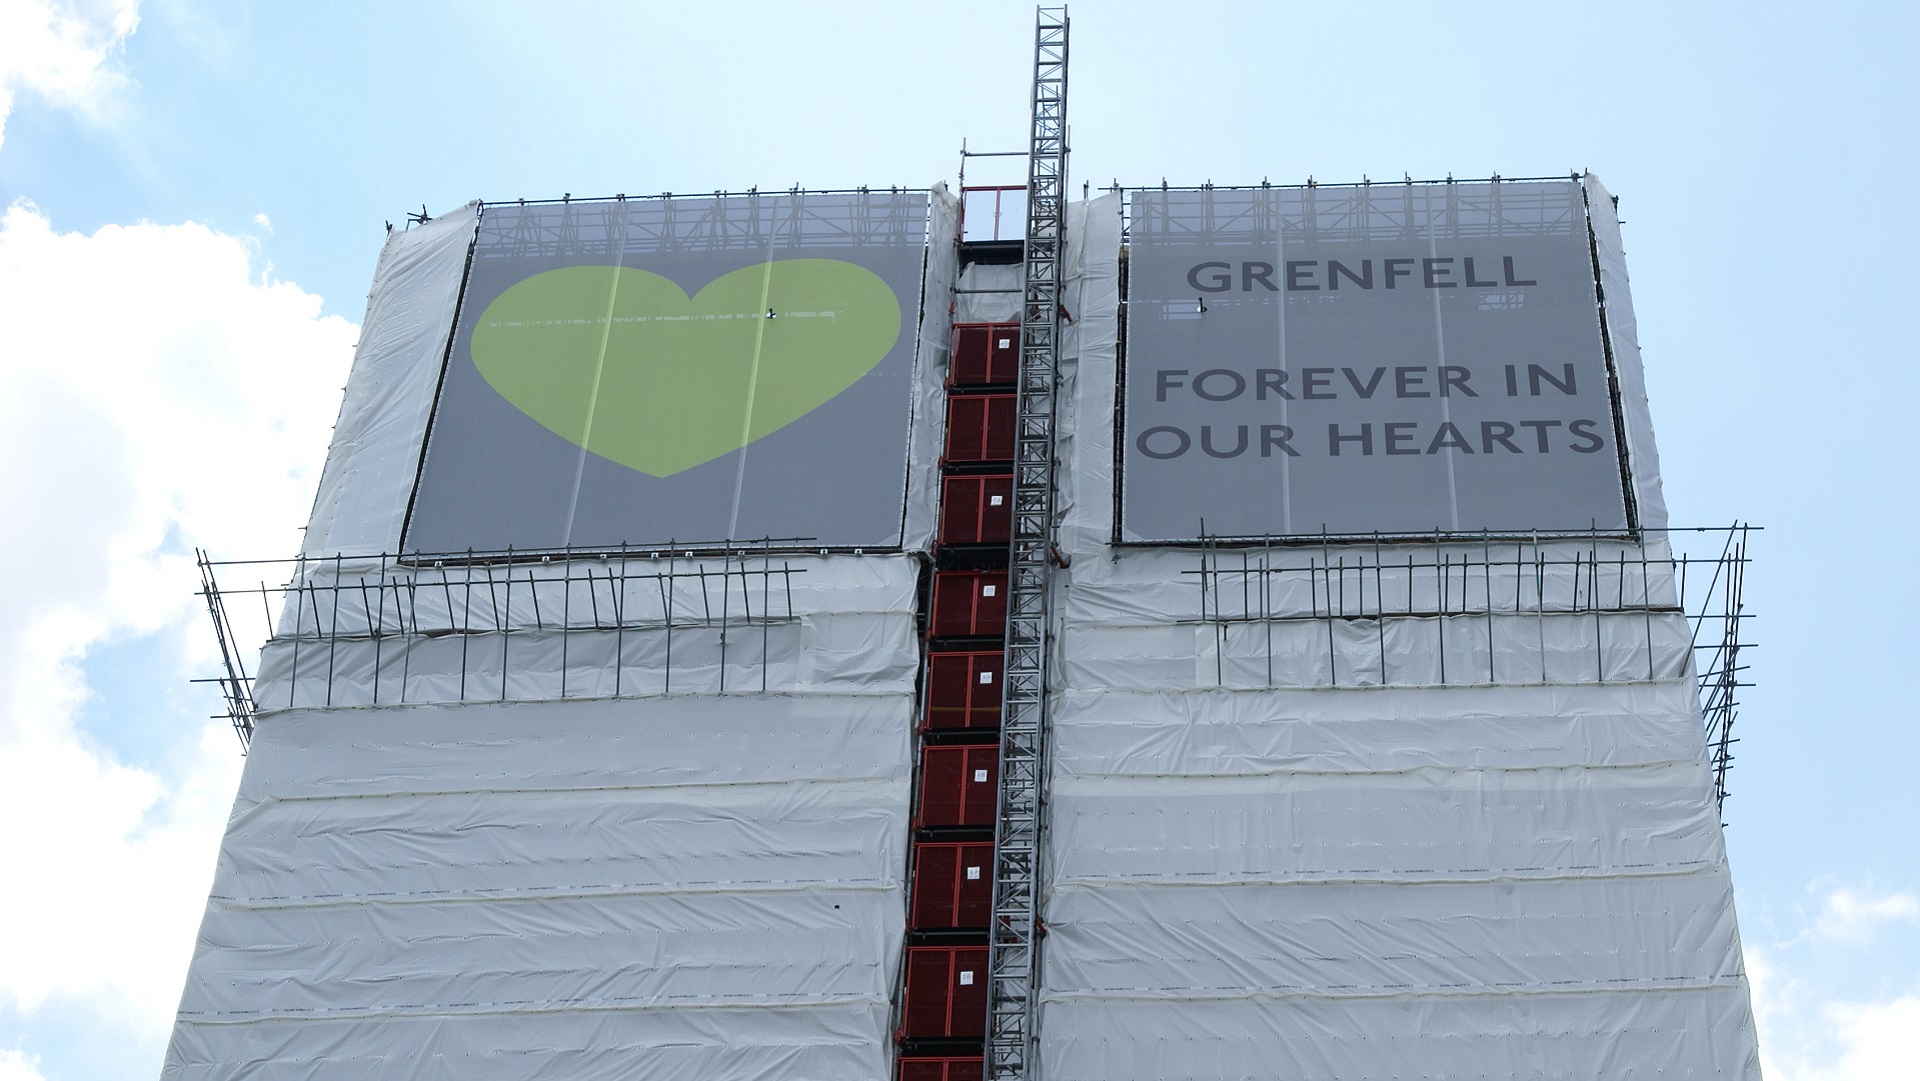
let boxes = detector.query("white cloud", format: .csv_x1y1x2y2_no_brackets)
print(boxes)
1750,886,1920,1081
0,1048,48,1081
0,201,356,1053
0,0,140,152
1819,996,1920,1081
1755,976,1920,1081
1813,887,1920,946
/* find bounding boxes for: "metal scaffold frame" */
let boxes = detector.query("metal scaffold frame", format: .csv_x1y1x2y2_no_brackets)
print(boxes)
196,549,259,749
1693,525,1751,811
192,544,807,735
986,7,1067,1079
1185,525,1756,808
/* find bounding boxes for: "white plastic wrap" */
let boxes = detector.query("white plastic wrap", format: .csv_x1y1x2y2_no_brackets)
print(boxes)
903,186,960,551
1051,760,1724,883
254,551,923,709
1057,611,1694,691
1040,986,1758,1080
270,547,920,637
1054,195,1123,556
1585,174,1669,531
954,262,1022,323
168,555,920,1080
232,692,911,799
1045,868,1741,995
1052,680,1711,775
167,1004,894,1081
252,610,919,710
301,206,478,558
183,890,902,1018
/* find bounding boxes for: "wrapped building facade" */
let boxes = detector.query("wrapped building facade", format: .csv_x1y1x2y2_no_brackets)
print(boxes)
168,173,1759,1079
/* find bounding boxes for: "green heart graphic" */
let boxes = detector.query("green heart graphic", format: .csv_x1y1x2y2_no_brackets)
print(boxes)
471,259,902,477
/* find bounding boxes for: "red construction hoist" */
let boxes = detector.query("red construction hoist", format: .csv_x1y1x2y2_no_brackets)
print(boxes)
896,311,1017,1078
897,195,1031,1081
900,11,1066,1079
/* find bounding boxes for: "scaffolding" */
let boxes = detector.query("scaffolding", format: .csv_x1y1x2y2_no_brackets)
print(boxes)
986,8,1068,1080
195,543,809,746
473,188,933,262
1122,175,1593,246
1186,525,1753,806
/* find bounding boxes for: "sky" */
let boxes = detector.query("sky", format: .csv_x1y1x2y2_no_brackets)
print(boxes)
0,0,1915,1078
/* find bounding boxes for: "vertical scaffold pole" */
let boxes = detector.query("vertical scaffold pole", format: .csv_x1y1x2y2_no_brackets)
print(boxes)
987,7,1067,1079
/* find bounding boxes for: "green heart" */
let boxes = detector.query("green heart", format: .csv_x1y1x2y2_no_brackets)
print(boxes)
471,259,902,477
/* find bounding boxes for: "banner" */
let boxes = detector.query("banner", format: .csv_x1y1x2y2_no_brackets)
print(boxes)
1122,181,1629,540
406,192,929,553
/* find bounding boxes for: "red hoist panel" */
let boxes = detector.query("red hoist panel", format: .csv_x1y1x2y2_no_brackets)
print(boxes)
899,945,991,1040
943,393,1017,463
950,323,1020,387
929,570,1008,638
922,650,1002,732
911,840,995,930
937,474,1013,546
916,745,999,828
899,1057,985,1081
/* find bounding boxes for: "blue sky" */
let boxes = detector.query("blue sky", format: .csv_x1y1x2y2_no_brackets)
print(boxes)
0,1,1916,1078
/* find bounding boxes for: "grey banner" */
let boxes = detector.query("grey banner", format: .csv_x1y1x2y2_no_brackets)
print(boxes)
1122,181,1630,541
406,192,930,553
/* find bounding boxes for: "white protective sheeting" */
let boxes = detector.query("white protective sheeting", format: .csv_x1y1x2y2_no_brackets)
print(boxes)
269,545,919,638
1054,539,1681,625
1054,195,1123,557
1033,188,1758,1077
1050,761,1724,885
252,610,918,709
1041,986,1758,1081
170,686,913,1079
903,186,960,551
955,261,1022,323
237,694,908,798
1044,868,1741,994
1057,612,1693,691
167,1004,894,1081
1052,680,1712,775
170,547,919,1078
301,206,478,558
1586,173,1669,531
253,552,922,709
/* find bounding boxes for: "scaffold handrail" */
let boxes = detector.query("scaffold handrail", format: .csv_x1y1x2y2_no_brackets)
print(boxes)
1184,523,1755,809
192,543,812,729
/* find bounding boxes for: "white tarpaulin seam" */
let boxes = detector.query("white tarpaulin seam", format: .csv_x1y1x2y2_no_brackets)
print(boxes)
1052,864,1728,887
1053,611,1692,631
176,993,895,1024
1051,758,1712,781
1049,863,1723,888
250,689,917,719
1036,978,1748,1004
224,779,906,814
1051,758,1714,790
208,881,903,909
